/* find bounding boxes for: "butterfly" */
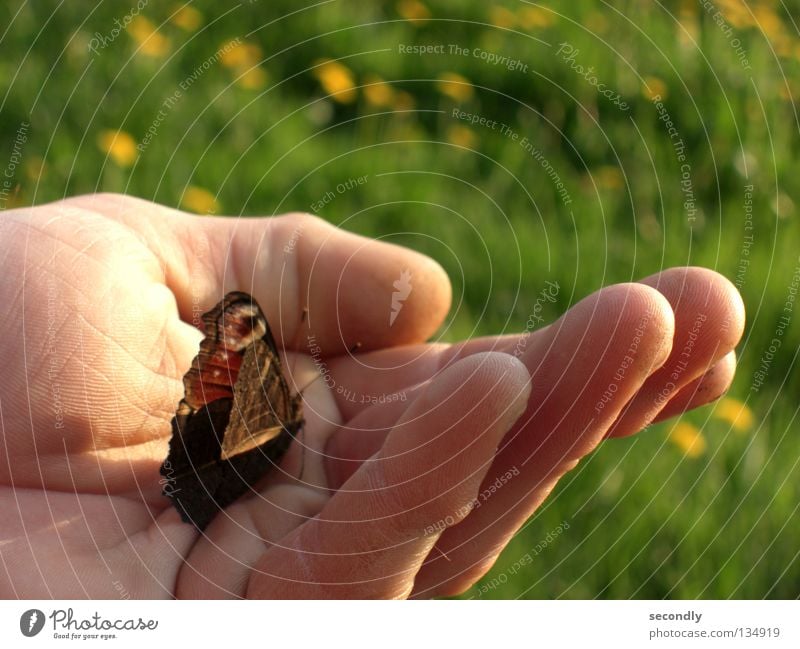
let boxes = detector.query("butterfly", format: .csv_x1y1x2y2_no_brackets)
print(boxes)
160,291,303,530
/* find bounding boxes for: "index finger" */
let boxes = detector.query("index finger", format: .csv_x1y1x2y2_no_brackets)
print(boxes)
60,193,452,356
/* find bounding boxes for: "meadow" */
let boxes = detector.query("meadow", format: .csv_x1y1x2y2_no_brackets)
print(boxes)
1,0,798,597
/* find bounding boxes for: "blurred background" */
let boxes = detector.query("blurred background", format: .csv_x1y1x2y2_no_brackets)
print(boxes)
1,0,798,597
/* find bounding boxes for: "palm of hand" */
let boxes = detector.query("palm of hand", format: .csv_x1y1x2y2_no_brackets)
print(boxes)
0,194,744,599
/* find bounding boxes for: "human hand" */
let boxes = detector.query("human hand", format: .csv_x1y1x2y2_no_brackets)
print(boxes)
0,193,744,598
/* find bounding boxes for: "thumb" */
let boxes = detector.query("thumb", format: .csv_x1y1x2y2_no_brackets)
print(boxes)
246,352,531,599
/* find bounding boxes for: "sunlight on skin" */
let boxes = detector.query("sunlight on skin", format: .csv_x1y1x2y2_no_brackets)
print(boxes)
0,194,743,598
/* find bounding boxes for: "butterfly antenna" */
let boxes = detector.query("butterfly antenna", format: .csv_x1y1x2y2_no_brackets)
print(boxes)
296,426,306,482
288,314,361,484
288,306,309,380
298,371,325,395
289,306,310,484
295,339,361,396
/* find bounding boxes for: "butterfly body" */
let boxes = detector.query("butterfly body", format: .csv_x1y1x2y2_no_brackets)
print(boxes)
160,291,303,530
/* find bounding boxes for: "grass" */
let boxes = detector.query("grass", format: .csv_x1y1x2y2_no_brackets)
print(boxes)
1,0,798,597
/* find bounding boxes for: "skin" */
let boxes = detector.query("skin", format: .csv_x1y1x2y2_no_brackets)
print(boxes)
0,193,744,599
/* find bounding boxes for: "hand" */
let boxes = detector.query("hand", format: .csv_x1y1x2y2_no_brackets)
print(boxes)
0,193,744,598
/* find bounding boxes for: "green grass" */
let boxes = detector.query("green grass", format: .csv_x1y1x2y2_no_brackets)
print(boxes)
1,0,798,597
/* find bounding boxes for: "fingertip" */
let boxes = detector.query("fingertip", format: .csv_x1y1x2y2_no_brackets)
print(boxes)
366,351,532,521
562,282,676,374
647,350,738,425
269,212,454,353
614,280,676,341
642,266,746,350
709,270,746,349
603,266,747,440
420,351,532,430
414,254,453,341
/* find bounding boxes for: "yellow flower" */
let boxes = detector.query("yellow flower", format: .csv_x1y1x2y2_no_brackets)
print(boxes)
678,0,699,20
97,129,137,167
312,59,357,103
583,12,607,34
0,184,23,210
25,156,47,182
127,16,170,57
595,165,624,190
669,422,707,458
363,74,395,107
394,90,416,111
220,40,262,69
518,6,555,29
677,18,700,48
436,72,474,102
218,40,266,89
642,76,668,101
181,186,219,214
171,4,203,32
446,125,477,149
396,0,430,24
753,5,783,40
772,191,795,219
489,6,517,29
237,66,268,90
773,34,794,58
715,0,753,29
712,397,754,433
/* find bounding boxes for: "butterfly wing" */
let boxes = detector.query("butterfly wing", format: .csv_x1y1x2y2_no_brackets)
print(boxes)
220,336,296,460
160,292,303,530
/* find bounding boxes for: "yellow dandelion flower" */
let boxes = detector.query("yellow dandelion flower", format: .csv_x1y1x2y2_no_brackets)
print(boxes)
489,6,517,29
436,72,474,102
713,397,755,433
127,16,170,58
677,18,700,48
397,0,430,24
181,186,219,214
715,0,753,29
67,30,91,63
0,184,23,210
772,191,795,218
139,33,170,58
642,76,668,101
669,422,707,458
595,165,624,190
394,90,416,111
518,6,555,29
583,12,608,34
237,66,268,90
220,40,263,69
312,59,357,103
127,16,154,41
446,125,477,149
97,129,137,167
753,6,784,40
716,0,756,29
678,0,699,20
773,34,794,58
171,5,203,32
25,156,47,182
363,74,395,107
